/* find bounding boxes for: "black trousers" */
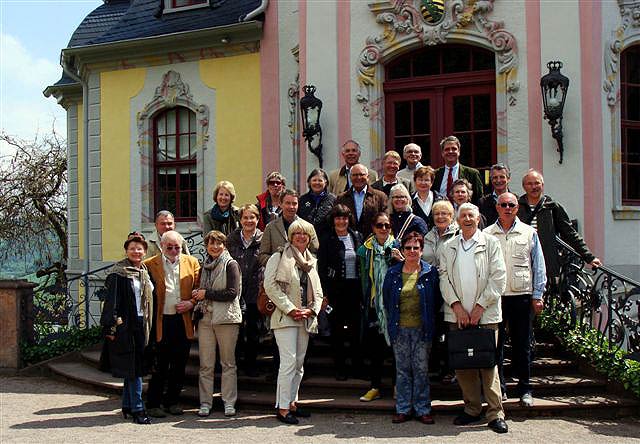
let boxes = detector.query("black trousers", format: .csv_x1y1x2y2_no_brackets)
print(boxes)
362,312,394,389
238,303,261,369
497,294,533,396
329,279,362,374
146,314,191,408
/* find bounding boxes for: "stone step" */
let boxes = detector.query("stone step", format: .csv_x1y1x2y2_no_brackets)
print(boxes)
47,360,640,418
80,350,589,398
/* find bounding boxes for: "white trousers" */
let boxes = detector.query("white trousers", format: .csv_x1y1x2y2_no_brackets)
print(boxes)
273,326,309,409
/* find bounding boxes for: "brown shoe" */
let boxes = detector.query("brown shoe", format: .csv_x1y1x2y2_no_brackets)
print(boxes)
417,414,435,424
392,413,410,424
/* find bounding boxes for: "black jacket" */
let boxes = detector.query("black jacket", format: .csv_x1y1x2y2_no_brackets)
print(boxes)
298,191,337,237
317,228,363,305
517,194,595,278
478,192,500,227
411,190,446,230
99,273,147,379
226,228,263,305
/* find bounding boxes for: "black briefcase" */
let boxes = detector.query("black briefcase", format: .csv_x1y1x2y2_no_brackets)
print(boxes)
448,327,497,370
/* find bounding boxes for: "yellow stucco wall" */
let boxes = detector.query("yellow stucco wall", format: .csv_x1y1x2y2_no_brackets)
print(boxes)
200,53,262,204
100,69,146,261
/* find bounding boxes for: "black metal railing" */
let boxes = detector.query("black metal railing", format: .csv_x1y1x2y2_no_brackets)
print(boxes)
551,236,640,356
30,231,206,343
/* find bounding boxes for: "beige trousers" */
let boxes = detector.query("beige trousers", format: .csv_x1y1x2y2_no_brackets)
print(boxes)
450,323,504,421
197,312,239,408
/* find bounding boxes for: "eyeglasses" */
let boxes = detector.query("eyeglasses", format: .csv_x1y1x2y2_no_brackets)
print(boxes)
164,245,181,251
374,223,391,229
403,246,421,251
127,231,145,240
267,181,282,186
499,202,517,208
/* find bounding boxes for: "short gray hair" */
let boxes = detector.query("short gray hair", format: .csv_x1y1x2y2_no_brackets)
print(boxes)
456,203,480,220
387,183,412,213
155,210,175,221
160,230,184,245
403,143,421,154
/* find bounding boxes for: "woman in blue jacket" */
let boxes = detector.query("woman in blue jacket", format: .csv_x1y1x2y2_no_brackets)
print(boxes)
383,231,439,425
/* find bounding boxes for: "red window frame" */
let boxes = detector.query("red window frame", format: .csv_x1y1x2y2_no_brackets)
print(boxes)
384,44,496,185
621,45,640,205
153,107,197,221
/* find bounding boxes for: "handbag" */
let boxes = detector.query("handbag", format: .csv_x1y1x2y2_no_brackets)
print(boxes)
257,281,275,316
448,327,497,370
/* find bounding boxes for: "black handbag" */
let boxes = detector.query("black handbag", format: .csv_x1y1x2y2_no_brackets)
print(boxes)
448,327,497,370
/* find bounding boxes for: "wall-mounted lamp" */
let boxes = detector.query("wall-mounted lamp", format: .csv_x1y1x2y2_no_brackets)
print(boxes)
540,61,569,164
300,85,323,167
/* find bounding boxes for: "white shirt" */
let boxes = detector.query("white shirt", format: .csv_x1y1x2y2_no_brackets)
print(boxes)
439,163,460,196
162,255,181,315
456,230,480,314
398,162,423,182
414,190,434,219
132,276,143,316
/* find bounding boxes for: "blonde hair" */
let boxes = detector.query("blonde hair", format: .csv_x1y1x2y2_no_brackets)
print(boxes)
213,180,236,204
383,151,401,163
287,219,315,243
238,203,259,219
431,200,454,217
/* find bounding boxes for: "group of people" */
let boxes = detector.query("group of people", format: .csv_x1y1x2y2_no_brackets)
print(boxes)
100,136,601,433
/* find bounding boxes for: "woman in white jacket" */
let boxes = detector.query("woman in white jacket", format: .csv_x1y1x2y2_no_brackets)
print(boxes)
263,219,323,425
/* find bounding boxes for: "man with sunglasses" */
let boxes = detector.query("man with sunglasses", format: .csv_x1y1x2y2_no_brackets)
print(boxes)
484,193,546,408
144,230,200,418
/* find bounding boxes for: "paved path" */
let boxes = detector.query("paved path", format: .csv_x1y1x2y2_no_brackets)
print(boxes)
1,376,639,443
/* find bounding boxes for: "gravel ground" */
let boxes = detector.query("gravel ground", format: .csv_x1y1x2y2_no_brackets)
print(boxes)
1,376,639,443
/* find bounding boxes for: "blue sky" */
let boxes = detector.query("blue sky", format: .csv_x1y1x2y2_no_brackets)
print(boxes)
0,0,102,151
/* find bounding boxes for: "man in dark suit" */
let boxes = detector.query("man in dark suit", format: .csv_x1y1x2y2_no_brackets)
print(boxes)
478,163,512,226
433,135,484,205
336,164,387,239
371,150,415,196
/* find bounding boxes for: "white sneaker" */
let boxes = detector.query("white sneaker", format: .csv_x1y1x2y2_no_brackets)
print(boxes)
197,405,210,417
224,403,236,417
520,392,533,407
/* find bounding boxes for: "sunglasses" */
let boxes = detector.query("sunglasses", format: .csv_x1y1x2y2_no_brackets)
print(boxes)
268,181,282,186
375,223,391,229
403,246,421,251
499,202,517,208
164,245,181,251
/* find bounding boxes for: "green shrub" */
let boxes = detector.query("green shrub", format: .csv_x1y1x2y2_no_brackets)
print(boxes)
540,307,640,398
21,326,101,366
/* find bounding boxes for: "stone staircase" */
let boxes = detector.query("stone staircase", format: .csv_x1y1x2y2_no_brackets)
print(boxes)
46,332,640,418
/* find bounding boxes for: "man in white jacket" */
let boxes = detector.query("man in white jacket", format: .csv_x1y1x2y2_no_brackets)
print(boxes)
438,203,507,433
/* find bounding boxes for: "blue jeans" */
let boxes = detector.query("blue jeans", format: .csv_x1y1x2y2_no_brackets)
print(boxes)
392,327,431,415
122,377,144,413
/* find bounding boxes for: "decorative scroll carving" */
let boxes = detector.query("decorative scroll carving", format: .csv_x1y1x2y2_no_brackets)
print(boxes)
604,1,640,107
357,0,519,117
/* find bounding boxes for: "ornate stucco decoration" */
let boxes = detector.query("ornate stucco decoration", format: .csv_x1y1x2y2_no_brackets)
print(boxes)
603,0,640,107
137,70,209,150
356,0,520,117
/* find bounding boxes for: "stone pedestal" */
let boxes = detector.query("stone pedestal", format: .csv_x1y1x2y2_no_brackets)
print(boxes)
0,280,36,371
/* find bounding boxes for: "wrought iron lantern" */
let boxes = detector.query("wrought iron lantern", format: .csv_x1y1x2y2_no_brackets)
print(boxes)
540,61,570,164
300,85,323,167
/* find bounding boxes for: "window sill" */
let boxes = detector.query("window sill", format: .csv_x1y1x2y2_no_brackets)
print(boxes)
612,206,640,220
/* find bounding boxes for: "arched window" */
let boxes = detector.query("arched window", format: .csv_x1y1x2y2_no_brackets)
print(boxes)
621,45,640,205
153,106,197,220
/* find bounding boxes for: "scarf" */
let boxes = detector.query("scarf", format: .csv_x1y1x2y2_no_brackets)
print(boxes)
364,234,395,344
275,244,316,301
210,203,230,222
309,190,326,206
110,258,154,346
199,249,233,291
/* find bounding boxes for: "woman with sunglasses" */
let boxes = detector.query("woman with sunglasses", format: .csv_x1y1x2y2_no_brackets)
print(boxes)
356,212,402,402
383,232,438,424
256,171,286,230
100,232,154,424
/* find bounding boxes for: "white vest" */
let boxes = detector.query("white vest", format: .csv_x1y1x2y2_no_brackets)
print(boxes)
484,219,535,296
